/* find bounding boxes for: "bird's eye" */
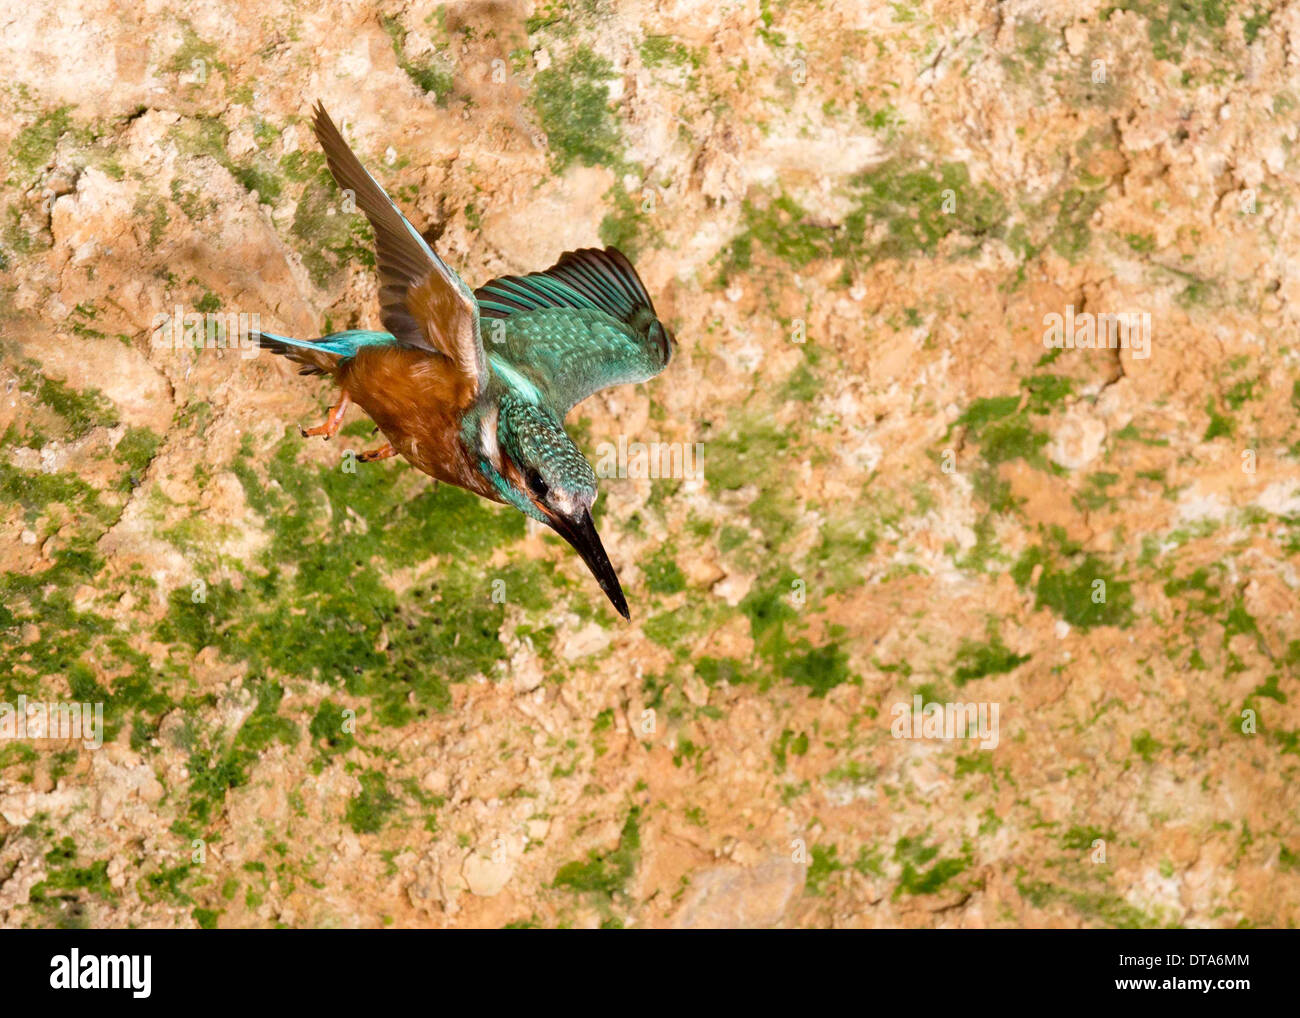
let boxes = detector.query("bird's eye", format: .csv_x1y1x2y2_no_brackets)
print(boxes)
527,470,549,498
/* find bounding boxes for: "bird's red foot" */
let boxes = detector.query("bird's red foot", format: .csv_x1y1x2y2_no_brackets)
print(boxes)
358,443,396,463
300,392,351,440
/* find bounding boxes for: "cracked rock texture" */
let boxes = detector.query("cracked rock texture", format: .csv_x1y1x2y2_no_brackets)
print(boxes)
1,0,1299,928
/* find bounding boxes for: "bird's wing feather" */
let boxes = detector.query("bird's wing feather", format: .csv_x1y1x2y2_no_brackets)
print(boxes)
311,102,485,402
474,248,672,414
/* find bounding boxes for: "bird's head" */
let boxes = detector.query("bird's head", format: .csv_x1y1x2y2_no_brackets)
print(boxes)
472,396,628,620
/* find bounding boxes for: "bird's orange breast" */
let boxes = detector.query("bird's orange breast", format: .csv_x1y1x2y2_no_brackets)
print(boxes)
337,346,498,500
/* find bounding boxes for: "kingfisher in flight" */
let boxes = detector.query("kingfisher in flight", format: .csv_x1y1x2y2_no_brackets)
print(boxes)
255,102,674,619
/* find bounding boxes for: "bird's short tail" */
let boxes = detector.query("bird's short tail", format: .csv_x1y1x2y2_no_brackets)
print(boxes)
254,329,396,376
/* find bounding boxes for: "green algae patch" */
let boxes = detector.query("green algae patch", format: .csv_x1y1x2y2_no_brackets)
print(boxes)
1046,184,1108,262
552,807,641,899
27,836,116,929
1131,729,1163,763
1074,470,1121,512
694,655,747,688
346,770,400,834
598,179,663,260
893,834,972,898
17,364,120,439
808,482,892,593
164,21,229,81
237,679,300,753
955,751,994,779
951,394,1049,468
232,164,281,205
291,173,378,287
705,418,791,492
139,863,197,907
114,426,162,488
1061,825,1116,851
525,0,603,35
740,583,853,697
844,159,1007,261
531,45,624,172
946,370,1075,541
772,728,810,774
179,680,301,835
170,115,287,209
640,35,700,70
1010,20,1058,74
309,700,357,761
156,433,548,731
381,15,455,104
713,159,1009,280
1033,557,1133,629
952,629,1031,685
1012,530,1135,631
1016,871,1167,927
1203,396,1235,441
782,642,852,697
694,405,855,698
0,463,112,525
7,107,72,186
642,547,687,594
598,181,642,256
944,377,1075,577
804,844,845,895
2,492,178,754
1105,1,1231,64
721,194,835,278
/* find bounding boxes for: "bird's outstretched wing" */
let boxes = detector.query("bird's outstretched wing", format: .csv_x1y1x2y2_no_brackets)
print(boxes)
311,102,486,405
474,247,673,415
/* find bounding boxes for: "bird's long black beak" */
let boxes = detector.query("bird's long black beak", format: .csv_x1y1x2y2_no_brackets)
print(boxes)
549,508,629,620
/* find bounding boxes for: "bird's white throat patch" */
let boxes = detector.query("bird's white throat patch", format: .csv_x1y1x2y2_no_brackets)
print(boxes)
479,405,501,468
549,487,587,518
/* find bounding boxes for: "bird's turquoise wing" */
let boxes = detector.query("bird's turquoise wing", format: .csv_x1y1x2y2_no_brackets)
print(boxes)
474,247,673,415
484,308,664,416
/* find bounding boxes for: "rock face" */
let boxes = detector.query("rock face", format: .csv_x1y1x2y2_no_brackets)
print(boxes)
462,852,514,898
1,1,1299,929
672,860,804,929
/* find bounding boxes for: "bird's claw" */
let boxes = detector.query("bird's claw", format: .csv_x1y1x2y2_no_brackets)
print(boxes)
358,443,397,463
300,392,352,441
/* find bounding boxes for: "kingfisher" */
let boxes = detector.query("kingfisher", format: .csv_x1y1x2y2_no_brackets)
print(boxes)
254,102,674,619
